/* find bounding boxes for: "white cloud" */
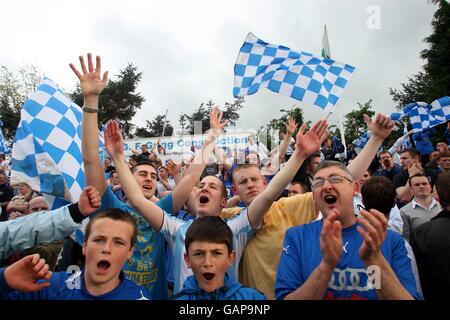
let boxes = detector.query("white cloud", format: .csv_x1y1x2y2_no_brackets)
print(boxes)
0,0,438,133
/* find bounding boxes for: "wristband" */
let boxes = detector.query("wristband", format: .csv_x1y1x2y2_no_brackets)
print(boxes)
82,106,99,113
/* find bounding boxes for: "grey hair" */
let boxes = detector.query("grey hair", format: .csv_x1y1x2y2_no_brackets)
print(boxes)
314,160,354,180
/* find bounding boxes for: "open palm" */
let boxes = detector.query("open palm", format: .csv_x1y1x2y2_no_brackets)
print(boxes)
69,53,108,97
296,120,328,158
105,120,124,159
210,106,229,132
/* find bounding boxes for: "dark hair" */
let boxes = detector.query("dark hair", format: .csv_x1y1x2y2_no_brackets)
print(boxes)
379,150,392,157
200,163,219,179
361,176,396,217
199,174,227,199
84,208,137,248
438,150,450,159
401,148,420,160
435,171,450,208
185,216,233,253
408,173,429,187
130,160,157,174
306,151,321,164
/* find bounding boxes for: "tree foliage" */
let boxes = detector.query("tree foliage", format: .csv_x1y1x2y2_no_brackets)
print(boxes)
343,100,375,144
259,105,310,148
389,0,450,143
135,113,173,138
0,65,41,140
71,63,144,138
178,97,245,134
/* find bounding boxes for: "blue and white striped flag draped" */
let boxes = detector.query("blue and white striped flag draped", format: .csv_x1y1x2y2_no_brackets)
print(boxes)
233,33,356,112
0,120,11,154
11,77,104,209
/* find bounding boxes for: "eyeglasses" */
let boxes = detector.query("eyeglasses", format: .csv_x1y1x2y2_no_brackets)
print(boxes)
312,175,353,189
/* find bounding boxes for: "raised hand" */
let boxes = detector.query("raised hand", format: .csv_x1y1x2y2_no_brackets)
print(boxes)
69,53,108,99
364,113,394,140
286,117,297,136
78,185,101,216
295,120,328,158
4,254,52,292
166,159,181,177
356,209,388,263
105,120,125,160
320,209,343,270
210,106,229,133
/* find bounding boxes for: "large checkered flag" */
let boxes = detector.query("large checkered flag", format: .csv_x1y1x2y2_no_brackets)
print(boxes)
11,77,104,208
233,32,356,113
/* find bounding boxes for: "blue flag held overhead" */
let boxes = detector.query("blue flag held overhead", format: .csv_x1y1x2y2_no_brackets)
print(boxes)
233,32,356,112
11,77,104,209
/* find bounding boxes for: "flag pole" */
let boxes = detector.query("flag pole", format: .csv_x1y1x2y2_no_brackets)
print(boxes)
161,108,168,137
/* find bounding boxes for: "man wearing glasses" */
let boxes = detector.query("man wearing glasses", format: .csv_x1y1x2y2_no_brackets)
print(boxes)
275,160,422,300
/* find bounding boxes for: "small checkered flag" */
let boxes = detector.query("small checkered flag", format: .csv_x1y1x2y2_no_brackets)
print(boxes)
233,32,356,112
0,120,11,154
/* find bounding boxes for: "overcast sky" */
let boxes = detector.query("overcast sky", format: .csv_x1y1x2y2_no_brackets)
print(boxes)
0,0,438,135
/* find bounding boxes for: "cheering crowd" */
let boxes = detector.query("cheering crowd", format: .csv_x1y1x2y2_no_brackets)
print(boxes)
0,54,449,300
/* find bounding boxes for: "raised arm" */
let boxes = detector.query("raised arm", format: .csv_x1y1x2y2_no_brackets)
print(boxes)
169,107,228,213
105,120,165,230
278,117,296,164
347,113,394,180
247,120,328,228
213,146,233,172
166,160,182,185
70,53,109,195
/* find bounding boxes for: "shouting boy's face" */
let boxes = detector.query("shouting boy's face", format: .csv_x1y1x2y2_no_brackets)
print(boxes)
184,241,235,293
82,218,135,293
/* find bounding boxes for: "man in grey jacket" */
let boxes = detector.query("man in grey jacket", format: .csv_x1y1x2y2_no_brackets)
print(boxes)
0,186,100,260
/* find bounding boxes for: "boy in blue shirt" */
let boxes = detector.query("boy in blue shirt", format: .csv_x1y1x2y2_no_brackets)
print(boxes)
174,216,266,300
0,208,150,300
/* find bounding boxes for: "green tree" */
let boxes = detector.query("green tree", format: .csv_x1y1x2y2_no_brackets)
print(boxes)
259,105,310,148
135,113,173,138
389,0,449,143
178,97,245,134
344,100,375,144
0,65,41,140
71,63,144,138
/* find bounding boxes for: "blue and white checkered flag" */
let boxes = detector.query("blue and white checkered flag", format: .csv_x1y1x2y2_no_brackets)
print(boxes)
427,96,450,123
352,130,371,154
11,77,104,208
0,120,11,154
389,97,450,133
233,33,356,112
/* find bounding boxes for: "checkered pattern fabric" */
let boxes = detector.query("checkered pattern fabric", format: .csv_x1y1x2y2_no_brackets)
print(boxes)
352,130,371,154
0,120,10,154
427,96,450,123
11,77,104,207
390,97,450,132
353,97,450,153
233,33,356,112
